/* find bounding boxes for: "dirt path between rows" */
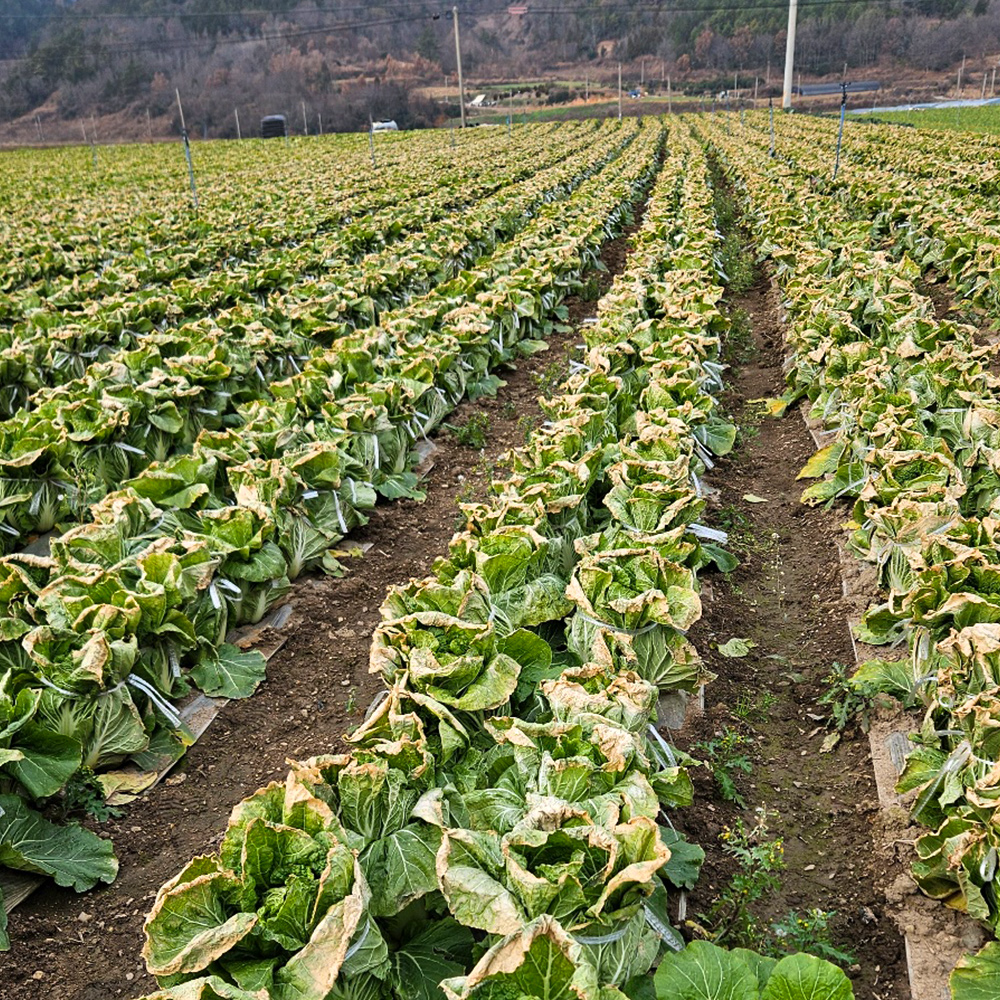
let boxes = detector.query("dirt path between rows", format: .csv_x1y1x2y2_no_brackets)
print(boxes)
0,206,648,999
674,269,910,1000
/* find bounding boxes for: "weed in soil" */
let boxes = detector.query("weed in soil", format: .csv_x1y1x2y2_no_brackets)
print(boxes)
678,165,909,999
695,809,785,951
692,727,754,808
444,409,491,449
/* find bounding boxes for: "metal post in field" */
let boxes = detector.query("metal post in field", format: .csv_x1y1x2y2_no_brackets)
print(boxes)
175,89,199,213
146,107,152,139
769,97,775,157
235,108,241,140
318,113,323,135
667,75,672,114
302,100,308,136
618,62,622,120
754,77,759,107
453,7,466,128
508,89,512,136
833,82,847,180
368,114,377,168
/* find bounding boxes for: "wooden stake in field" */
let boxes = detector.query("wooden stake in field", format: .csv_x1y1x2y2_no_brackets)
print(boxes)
618,62,623,120
235,108,242,140
667,75,672,114
318,113,323,135
175,89,200,213
368,114,377,169
301,100,308,136
754,76,759,107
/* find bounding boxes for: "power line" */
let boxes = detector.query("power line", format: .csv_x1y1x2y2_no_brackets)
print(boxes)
0,1,494,21
529,0,929,13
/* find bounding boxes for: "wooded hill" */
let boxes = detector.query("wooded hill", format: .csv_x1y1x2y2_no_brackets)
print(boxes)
2,0,998,135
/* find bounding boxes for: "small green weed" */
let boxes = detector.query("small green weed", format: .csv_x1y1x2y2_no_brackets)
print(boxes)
698,809,785,950
692,727,753,808
500,397,518,421
719,231,757,294
580,274,602,302
818,660,876,732
345,688,358,716
769,909,856,967
444,411,490,450
733,689,778,724
532,361,565,397
62,768,124,823
726,306,757,362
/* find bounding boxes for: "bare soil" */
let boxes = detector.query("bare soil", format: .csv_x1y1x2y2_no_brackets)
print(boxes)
673,270,910,1000
0,213,643,999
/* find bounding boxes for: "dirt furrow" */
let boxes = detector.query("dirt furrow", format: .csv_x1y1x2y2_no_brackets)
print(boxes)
675,268,910,1000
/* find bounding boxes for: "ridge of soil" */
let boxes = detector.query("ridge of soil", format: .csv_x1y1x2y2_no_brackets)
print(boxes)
674,269,910,1000
0,207,646,999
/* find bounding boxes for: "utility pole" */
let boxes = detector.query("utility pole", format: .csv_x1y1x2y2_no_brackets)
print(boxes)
782,0,798,109
618,62,623,120
234,107,241,140
453,7,466,128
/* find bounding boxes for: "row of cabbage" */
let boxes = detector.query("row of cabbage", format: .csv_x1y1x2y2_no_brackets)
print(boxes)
702,115,1000,992
0,124,663,948
0,126,609,419
132,124,854,1000
758,112,1000,322
0,125,544,294
0,124,638,540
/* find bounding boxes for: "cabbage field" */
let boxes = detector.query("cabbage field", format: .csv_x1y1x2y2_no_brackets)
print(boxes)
0,114,999,999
